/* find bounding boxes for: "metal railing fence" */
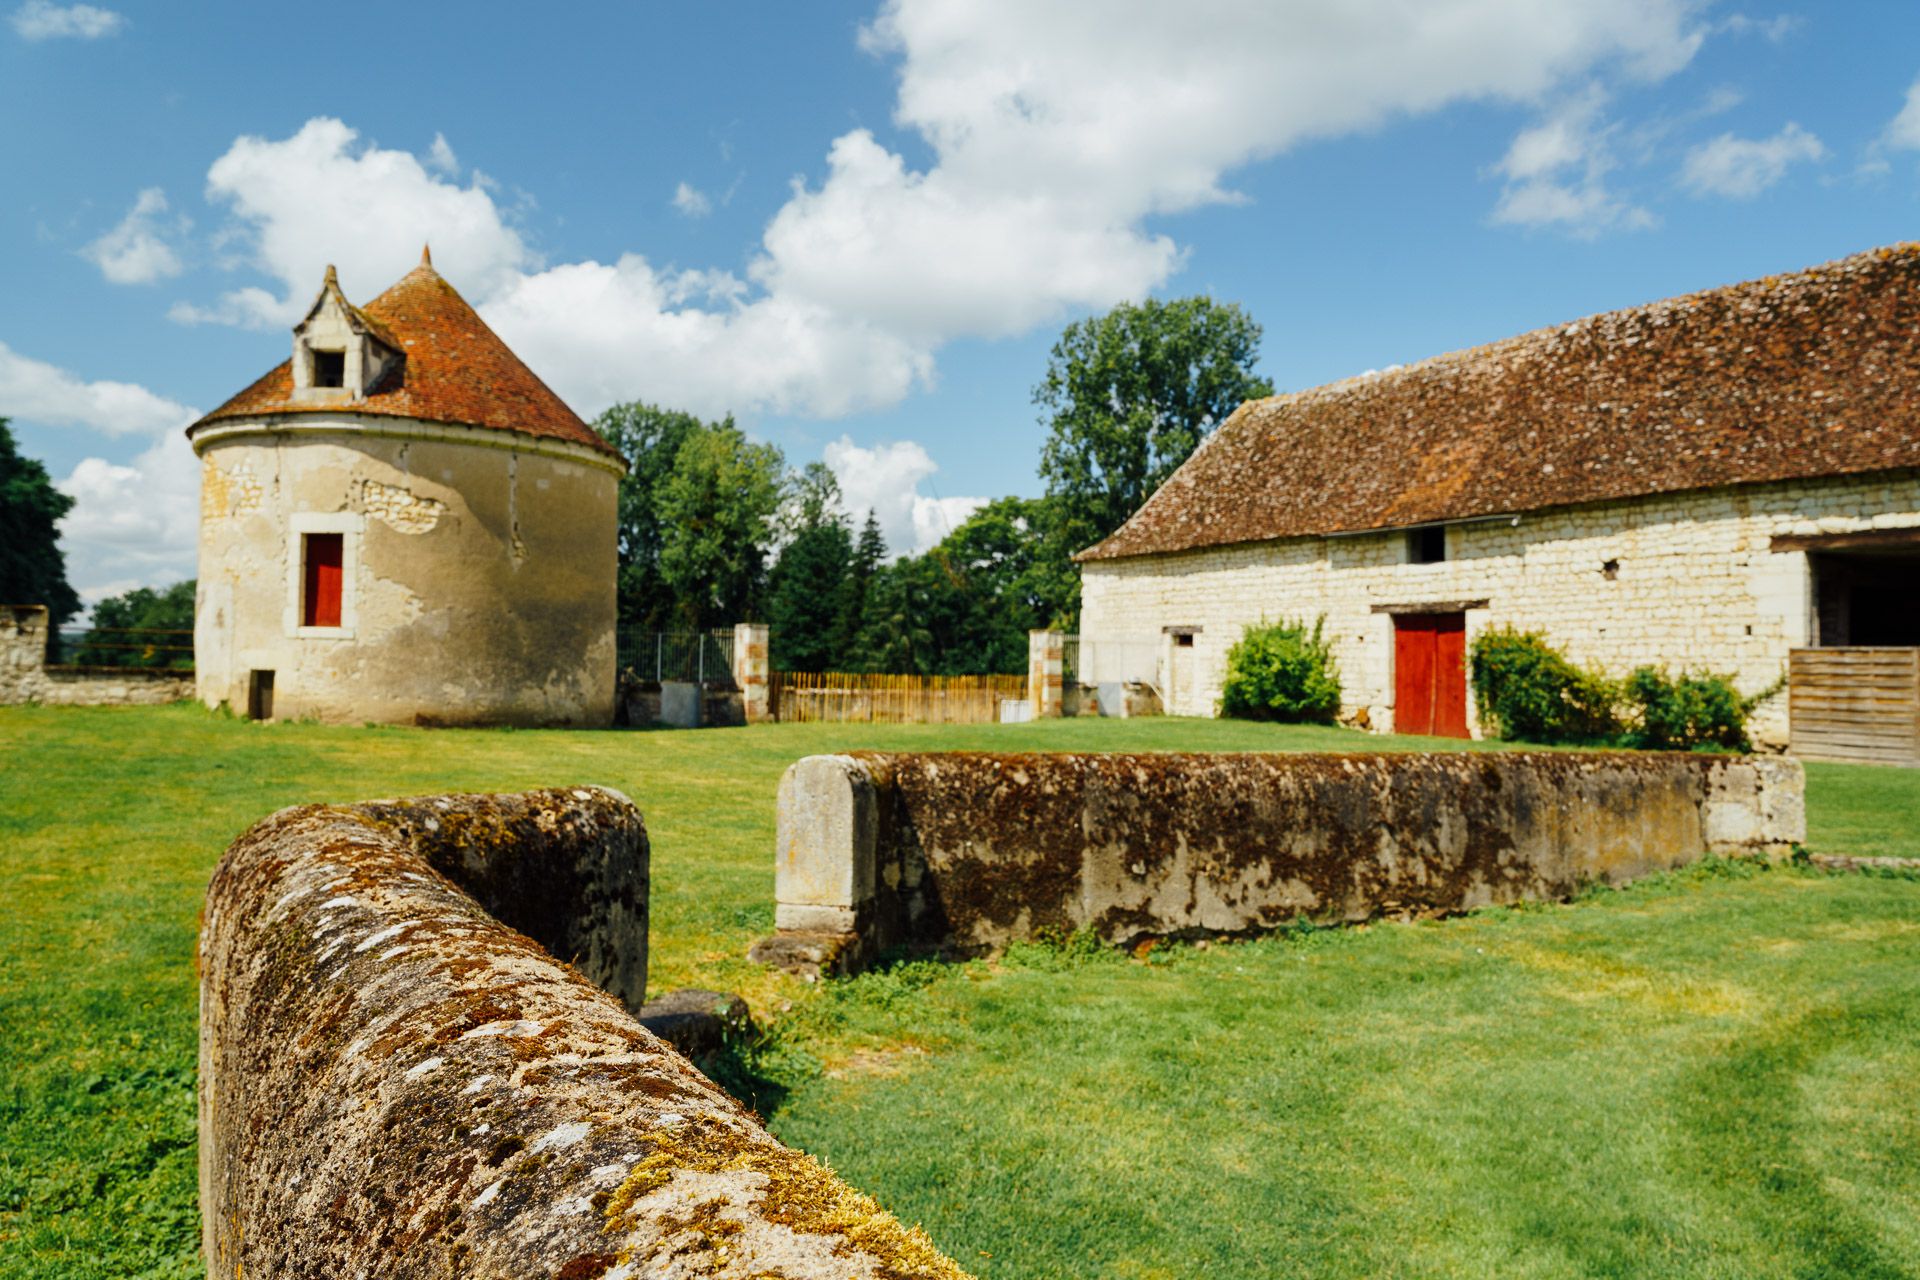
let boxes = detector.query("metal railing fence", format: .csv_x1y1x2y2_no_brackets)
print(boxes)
616,629,736,684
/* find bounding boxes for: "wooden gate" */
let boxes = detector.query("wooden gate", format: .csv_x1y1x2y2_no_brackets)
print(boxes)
1788,648,1920,766
1394,613,1468,738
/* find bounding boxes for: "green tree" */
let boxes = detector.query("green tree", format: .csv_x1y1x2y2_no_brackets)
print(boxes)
657,421,785,628
839,510,887,663
0,418,81,629
1035,297,1273,618
767,464,854,671
77,579,196,668
593,402,706,632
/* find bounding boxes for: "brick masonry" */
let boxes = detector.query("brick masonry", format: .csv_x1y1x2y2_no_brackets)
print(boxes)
1079,472,1920,742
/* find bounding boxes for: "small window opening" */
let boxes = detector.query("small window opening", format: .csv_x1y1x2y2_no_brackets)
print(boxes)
1407,526,1447,564
311,349,346,388
1175,633,1195,648
247,669,274,721
1601,558,1620,580
302,532,344,628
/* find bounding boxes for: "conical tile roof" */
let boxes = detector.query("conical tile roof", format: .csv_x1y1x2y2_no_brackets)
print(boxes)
192,257,618,458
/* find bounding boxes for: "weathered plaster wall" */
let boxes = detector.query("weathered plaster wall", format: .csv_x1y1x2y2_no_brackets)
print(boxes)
200,786,969,1280
1079,471,1920,742
0,605,194,706
194,420,620,726
758,751,1804,971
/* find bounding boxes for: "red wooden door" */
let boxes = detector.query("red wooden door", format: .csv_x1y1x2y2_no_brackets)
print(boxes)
304,533,344,628
1394,613,1468,738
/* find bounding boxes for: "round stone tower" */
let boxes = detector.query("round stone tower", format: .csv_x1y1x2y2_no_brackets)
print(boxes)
188,251,625,726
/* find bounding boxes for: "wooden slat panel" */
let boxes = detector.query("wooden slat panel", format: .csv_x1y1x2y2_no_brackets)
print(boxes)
1789,647,1920,767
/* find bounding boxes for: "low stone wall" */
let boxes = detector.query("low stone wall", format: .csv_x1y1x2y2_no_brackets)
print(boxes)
200,787,967,1279
1,604,194,707
754,751,1805,973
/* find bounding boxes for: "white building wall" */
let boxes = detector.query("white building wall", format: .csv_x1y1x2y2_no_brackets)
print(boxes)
1078,471,1920,745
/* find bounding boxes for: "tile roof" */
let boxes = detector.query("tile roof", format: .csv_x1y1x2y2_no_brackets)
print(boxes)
1080,242,1920,562
191,256,618,458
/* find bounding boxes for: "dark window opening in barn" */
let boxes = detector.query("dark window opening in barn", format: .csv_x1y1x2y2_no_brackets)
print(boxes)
312,349,346,388
1175,632,1195,648
1601,559,1620,580
1407,526,1447,564
302,533,344,628
1813,550,1920,646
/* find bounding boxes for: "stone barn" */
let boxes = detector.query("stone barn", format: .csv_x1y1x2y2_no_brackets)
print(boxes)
1077,243,1920,747
189,251,626,726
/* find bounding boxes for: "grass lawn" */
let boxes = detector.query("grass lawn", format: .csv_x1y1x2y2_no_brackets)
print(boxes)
1,704,1916,1278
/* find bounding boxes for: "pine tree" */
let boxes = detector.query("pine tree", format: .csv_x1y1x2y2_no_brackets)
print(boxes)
841,510,886,667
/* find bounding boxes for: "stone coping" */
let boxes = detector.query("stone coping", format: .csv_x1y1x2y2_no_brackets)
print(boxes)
198,786,968,1279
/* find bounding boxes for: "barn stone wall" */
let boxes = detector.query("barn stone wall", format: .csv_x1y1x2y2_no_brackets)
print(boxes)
755,751,1804,973
199,786,969,1280
0,605,194,707
1078,471,1920,742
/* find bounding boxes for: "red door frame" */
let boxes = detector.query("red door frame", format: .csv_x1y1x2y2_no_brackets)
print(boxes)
1394,612,1468,738
303,533,344,628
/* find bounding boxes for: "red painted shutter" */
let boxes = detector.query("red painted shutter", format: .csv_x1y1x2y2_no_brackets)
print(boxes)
304,534,344,628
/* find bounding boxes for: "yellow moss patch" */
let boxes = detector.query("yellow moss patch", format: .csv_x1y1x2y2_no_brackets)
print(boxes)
603,1122,973,1279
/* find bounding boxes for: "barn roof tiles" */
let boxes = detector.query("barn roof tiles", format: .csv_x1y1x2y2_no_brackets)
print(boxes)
191,255,618,457
1079,242,1920,562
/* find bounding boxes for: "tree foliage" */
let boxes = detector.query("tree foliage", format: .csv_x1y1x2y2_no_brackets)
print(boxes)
77,580,196,668
766,464,854,671
657,422,785,629
0,418,81,628
595,403,783,631
1036,297,1273,610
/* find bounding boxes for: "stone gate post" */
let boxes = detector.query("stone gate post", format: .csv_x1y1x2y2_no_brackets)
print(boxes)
733,621,771,724
1028,628,1063,719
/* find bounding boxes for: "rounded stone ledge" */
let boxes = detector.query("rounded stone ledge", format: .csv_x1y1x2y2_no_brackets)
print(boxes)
199,787,969,1280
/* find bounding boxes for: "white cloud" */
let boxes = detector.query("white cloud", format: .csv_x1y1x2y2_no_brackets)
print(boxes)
57,433,200,598
1491,89,1656,235
425,132,459,176
1680,122,1823,197
9,0,122,39
672,181,712,217
0,340,195,437
822,435,985,555
185,117,536,329
172,3,1709,418
1718,13,1800,43
1884,76,1920,152
83,187,186,285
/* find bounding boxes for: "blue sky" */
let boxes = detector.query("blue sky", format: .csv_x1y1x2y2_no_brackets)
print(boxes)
5,0,1920,601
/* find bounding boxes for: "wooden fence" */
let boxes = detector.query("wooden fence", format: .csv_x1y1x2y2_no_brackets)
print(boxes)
1788,647,1920,766
770,671,1026,725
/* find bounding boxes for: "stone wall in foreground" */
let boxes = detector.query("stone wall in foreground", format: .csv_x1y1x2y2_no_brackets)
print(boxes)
1,605,194,707
199,786,969,1280
754,751,1805,974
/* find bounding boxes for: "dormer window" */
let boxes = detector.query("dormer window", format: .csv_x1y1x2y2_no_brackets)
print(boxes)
290,264,401,403
312,349,346,388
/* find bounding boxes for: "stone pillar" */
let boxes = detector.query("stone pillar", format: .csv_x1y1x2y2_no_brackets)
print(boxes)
0,605,51,704
733,621,771,724
1029,628,1063,719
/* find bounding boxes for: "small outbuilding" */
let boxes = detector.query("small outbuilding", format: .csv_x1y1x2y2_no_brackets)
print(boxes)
189,251,626,726
1076,243,1920,749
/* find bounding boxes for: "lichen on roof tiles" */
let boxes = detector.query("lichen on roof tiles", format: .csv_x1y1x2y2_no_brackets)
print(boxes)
191,261,619,457
1080,242,1920,561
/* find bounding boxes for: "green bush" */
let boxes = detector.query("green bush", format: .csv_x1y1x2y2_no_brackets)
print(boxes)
1220,617,1342,724
1622,667,1778,752
1468,627,1620,744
